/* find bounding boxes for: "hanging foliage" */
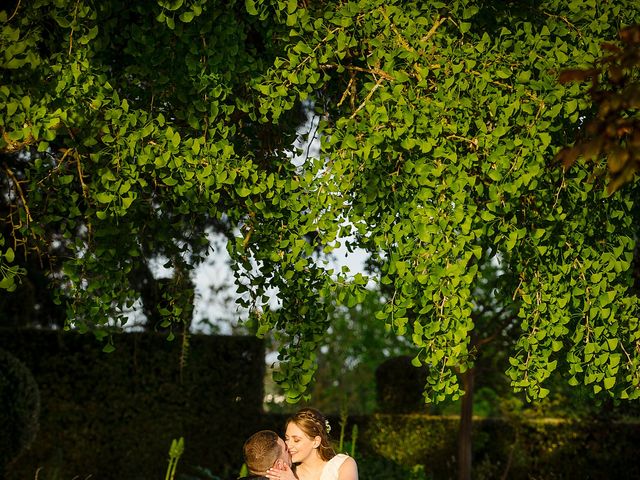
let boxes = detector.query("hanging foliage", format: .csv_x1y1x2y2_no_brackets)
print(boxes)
2,0,640,403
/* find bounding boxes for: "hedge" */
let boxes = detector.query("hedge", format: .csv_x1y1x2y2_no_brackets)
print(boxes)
0,329,264,480
244,413,640,480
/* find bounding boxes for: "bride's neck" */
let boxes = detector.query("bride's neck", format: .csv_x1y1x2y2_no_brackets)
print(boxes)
298,452,326,472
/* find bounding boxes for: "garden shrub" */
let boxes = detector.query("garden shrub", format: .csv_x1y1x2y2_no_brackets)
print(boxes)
353,415,640,480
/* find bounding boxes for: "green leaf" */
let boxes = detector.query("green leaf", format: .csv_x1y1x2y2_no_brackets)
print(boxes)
159,0,184,11
95,192,115,204
603,377,615,390
163,177,178,186
246,0,258,15
565,99,578,114
58,175,74,185
0,275,15,290
6,101,18,116
179,11,195,22
462,6,479,19
496,68,512,79
539,132,551,148
532,228,545,239
236,186,251,197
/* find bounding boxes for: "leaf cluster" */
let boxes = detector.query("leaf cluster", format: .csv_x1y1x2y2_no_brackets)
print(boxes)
557,24,640,194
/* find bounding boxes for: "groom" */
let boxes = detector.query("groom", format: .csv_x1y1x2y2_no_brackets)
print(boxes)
238,430,292,480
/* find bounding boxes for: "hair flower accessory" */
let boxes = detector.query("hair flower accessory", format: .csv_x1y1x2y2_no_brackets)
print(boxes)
325,419,331,434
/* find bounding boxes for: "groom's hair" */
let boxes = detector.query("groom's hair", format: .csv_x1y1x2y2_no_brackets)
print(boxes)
243,430,281,474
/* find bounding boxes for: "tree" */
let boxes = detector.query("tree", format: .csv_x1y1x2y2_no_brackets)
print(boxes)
234,0,640,399
238,2,640,478
3,1,640,478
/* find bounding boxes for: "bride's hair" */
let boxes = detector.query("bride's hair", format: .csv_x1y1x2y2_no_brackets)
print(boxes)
287,407,336,461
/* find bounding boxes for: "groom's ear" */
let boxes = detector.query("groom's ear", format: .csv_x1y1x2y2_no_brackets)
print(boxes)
274,459,284,469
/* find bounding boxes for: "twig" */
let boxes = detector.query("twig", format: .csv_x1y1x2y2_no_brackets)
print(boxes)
337,76,355,107
7,0,21,22
282,27,341,88
542,12,582,38
75,150,89,198
69,0,81,56
350,78,384,119
321,63,395,81
620,341,633,366
422,16,447,43
512,276,523,301
37,147,74,186
3,164,33,224
74,150,93,243
302,112,320,163
446,135,478,149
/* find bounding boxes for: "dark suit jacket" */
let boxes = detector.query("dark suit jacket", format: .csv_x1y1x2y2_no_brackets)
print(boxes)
237,475,268,480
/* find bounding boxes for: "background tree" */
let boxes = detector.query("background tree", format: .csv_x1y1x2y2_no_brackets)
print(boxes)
0,348,40,478
451,254,519,480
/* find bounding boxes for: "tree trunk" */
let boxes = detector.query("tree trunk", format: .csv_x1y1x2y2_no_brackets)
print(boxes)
458,366,475,480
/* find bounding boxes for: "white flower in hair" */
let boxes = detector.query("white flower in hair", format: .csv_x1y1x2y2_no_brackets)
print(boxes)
325,419,331,434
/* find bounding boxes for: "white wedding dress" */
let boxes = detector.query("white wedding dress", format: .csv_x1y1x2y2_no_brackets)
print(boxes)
319,454,349,480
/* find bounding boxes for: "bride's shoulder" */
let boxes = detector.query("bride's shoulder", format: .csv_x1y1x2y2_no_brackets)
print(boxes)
336,454,358,480
323,454,357,480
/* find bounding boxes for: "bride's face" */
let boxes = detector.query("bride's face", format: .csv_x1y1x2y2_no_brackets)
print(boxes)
285,421,319,465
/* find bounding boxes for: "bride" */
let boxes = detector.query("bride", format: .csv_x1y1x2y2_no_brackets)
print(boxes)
266,408,358,480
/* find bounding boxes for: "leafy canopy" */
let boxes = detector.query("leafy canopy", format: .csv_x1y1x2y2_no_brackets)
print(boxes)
2,0,640,403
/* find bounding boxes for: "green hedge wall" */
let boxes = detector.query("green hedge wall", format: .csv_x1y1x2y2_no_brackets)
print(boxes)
237,413,640,479
327,414,640,480
0,329,265,480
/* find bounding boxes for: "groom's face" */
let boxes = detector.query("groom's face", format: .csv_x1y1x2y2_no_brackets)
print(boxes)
277,437,292,467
